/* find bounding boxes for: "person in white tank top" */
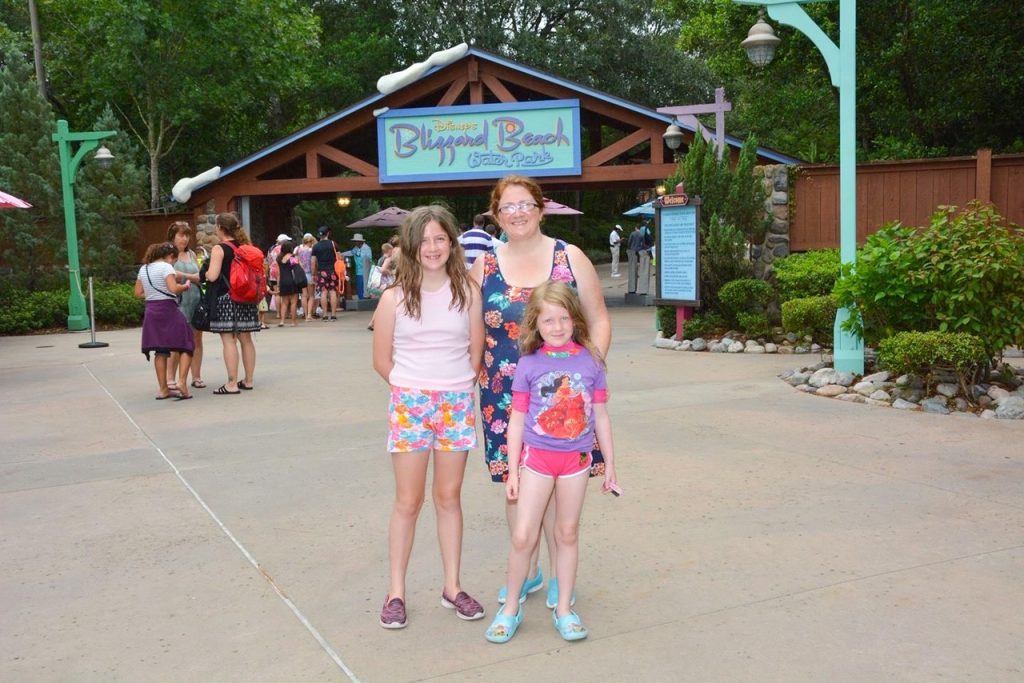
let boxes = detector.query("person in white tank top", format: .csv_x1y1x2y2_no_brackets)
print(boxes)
371,205,485,629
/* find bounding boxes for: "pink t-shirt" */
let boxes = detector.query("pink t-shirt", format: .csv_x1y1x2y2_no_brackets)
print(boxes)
389,281,475,392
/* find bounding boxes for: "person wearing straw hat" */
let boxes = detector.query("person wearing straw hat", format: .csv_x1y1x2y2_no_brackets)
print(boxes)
343,233,373,299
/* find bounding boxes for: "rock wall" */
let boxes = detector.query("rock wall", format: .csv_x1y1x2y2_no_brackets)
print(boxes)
751,165,791,279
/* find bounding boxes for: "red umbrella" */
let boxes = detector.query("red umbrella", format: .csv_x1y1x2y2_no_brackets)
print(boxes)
483,198,583,216
0,190,32,209
347,206,409,228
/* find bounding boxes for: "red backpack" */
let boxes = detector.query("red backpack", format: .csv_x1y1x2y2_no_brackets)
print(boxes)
228,243,267,304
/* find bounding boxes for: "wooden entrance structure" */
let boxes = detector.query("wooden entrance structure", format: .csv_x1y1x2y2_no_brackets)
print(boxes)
186,48,797,228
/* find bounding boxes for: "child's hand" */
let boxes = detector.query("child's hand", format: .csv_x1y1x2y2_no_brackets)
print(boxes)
505,473,519,501
602,471,621,497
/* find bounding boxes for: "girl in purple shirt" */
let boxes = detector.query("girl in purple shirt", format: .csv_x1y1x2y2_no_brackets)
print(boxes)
485,281,619,644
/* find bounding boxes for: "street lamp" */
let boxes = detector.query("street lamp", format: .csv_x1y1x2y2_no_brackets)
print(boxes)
52,119,116,331
662,123,684,157
336,194,351,208
734,0,863,374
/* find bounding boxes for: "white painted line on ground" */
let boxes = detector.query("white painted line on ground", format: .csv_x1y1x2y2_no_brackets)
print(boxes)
85,365,360,683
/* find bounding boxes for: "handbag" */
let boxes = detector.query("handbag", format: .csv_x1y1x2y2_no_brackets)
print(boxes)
367,264,384,296
290,261,308,289
190,294,210,330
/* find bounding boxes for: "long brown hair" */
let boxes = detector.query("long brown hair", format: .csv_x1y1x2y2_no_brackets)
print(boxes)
143,242,177,264
393,205,474,320
489,174,545,221
519,281,604,367
166,220,193,243
215,212,250,245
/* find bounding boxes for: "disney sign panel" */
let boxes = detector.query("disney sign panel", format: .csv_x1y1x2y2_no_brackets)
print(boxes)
377,100,581,183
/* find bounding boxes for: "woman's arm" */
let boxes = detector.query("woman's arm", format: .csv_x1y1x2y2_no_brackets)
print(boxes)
468,284,484,378
372,288,398,382
204,244,225,283
469,253,484,286
505,409,526,501
565,244,611,356
175,259,202,284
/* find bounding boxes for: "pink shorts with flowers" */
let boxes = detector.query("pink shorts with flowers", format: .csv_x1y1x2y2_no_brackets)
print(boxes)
387,386,477,453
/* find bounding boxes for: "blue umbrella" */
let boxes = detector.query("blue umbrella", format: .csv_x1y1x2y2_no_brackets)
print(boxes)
623,200,655,217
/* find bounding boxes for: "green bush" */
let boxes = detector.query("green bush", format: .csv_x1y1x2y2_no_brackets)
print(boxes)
681,311,726,340
700,217,751,313
736,312,770,339
773,249,840,302
719,278,772,324
0,281,143,335
833,202,1024,358
877,330,988,394
656,305,677,337
781,295,837,344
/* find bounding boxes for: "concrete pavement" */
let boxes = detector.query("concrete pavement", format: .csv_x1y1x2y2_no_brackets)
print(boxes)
2,269,1022,682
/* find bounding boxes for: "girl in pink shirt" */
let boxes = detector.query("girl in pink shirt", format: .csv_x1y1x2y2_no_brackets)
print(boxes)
372,205,484,629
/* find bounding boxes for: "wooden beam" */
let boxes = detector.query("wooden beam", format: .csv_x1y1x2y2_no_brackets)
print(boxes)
313,144,378,177
469,80,483,104
583,129,650,167
438,76,468,106
480,74,516,103
305,151,319,179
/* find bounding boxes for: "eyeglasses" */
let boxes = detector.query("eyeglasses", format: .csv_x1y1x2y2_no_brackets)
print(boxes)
496,201,540,216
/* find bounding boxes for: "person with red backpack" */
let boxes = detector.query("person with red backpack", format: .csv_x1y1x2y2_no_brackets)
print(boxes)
201,212,263,395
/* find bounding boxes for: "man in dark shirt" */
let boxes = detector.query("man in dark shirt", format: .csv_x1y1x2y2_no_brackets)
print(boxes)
310,226,341,320
627,224,651,295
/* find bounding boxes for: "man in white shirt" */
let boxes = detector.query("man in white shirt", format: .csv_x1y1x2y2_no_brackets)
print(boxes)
458,214,496,268
609,224,623,277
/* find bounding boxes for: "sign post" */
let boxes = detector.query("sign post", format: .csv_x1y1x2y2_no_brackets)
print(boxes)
653,193,702,338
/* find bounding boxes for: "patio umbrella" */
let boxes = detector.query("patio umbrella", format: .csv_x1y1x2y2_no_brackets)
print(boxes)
623,200,655,217
346,206,410,228
0,189,32,209
483,198,583,216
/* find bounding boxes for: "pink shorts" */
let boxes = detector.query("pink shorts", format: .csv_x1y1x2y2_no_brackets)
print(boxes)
521,445,593,479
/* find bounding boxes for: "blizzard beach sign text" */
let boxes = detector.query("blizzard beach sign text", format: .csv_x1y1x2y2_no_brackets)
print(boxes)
377,100,581,183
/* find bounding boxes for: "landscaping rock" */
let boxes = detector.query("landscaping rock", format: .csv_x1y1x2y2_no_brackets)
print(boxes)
836,393,866,403
655,337,679,349
894,389,925,403
690,338,708,352
866,398,892,407
977,395,993,409
777,346,794,354
786,373,811,386
795,384,817,393
764,343,778,354
785,332,798,343
779,369,795,380
988,386,1011,401
855,382,878,397
920,397,950,414
794,346,810,354
816,385,848,397
720,336,735,348
954,398,970,412
746,345,766,354
869,389,891,401
935,383,959,398
861,371,890,383
994,396,1024,420
678,340,692,351
808,368,839,388
728,341,744,353
709,342,726,353
811,343,823,353
892,398,920,410
834,371,855,387
981,409,997,419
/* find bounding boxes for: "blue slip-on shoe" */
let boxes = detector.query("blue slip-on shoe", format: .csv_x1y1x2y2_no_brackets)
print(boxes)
484,605,523,643
544,577,578,610
552,608,588,641
497,567,543,605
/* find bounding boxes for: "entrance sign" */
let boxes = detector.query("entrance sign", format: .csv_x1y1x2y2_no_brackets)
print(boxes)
377,100,581,183
654,194,701,307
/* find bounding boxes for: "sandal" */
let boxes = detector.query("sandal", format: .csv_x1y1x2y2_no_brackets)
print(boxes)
237,381,253,391
552,609,588,641
484,606,522,643
213,385,240,395
190,379,206,389
174,393,193,401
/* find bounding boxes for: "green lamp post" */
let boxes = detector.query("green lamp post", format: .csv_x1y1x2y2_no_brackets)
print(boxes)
734,0,864,375
52,119,116,331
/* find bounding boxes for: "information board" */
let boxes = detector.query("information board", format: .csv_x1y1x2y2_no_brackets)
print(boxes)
654,195,701,307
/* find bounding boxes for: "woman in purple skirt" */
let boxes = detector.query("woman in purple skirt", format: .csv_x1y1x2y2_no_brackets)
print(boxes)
135,242,196,400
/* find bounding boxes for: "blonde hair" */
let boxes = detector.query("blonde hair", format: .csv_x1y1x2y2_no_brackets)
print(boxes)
519,281,604,367
215,212,251,245
489,174,545,221
302,234,315,247
393,205,474,320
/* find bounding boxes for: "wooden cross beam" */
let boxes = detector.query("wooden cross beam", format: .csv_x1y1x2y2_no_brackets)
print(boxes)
657,87,732,160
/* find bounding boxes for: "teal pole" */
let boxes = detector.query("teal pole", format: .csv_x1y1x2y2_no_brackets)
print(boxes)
52,120,116,331
734,0,864,374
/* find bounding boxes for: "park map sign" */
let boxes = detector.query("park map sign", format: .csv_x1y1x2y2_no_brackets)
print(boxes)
654,193,702,307
377,100,582,183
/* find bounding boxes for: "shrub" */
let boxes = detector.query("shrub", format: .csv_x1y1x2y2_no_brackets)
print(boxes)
92,282,144,326
877,330,988,396
0,281,143,335
833,202,1024,358
700,217,750,313
736,312,770,339
781,295,837,344
681,311,726,340
719,278,772,324
656,305,677,337
773,249,840,302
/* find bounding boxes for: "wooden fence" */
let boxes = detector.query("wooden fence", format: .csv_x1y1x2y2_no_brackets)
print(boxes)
791,150,1024,251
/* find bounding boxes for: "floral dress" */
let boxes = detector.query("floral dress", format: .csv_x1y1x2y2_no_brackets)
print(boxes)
479,239,605,482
